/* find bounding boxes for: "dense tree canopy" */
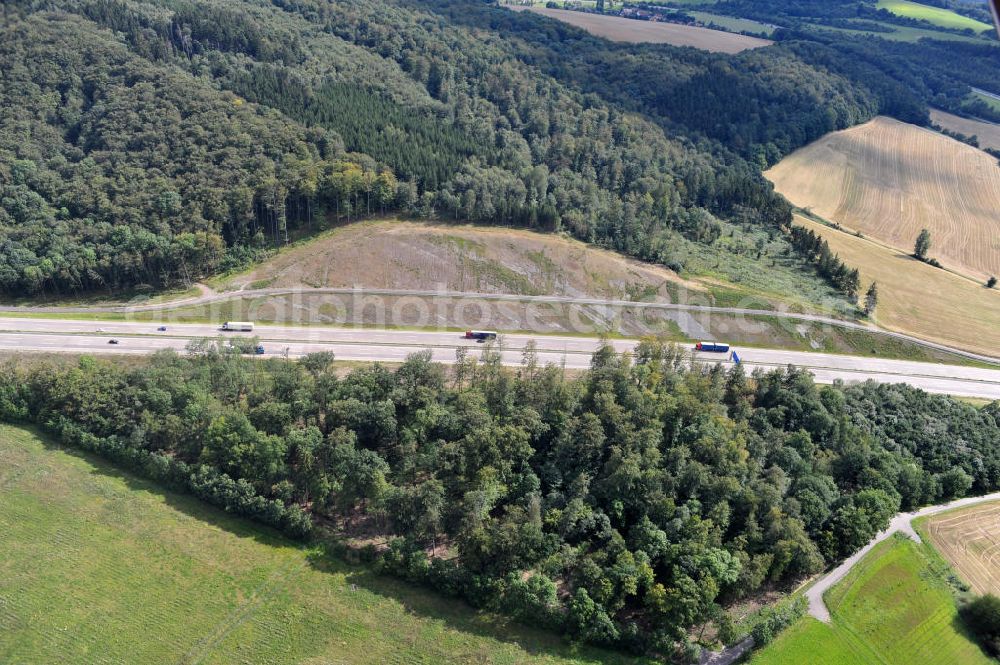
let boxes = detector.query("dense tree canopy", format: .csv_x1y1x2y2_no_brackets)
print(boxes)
1,0,998,298
3,344,998,656
4,0,955,301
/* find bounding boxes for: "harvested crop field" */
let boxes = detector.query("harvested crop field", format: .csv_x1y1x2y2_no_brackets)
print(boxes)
766,116,1000,282
793,215,1000,356
0,424,646,665
509,6,772,53
219,220,700,300
923,501,1000,596
930,108,1000,152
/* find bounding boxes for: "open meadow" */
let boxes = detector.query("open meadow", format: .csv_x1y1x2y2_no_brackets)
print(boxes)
930,108,1000,152
508,6,772,53
972,89,1000,113
684,11,775,36
793,215,1000,356
751,535,992,665
877,0,994,32
805,19,990,42
923,500,1000,596
767,116,1000,282
0,424,647,665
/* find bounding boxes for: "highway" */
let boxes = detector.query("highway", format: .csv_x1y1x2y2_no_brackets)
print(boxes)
3,283,995,364
0,318,998,399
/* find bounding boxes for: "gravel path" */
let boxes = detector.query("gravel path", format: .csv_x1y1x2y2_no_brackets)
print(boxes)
700,637,754,665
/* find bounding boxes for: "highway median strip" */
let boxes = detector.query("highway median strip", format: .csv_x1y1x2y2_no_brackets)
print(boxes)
2,328,998,389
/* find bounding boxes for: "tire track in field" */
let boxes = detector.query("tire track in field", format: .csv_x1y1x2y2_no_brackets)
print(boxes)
926,503,1000,596
767,116,1000,281
178,557,308,665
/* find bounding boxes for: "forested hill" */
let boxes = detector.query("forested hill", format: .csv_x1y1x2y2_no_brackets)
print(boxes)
0,0,971,296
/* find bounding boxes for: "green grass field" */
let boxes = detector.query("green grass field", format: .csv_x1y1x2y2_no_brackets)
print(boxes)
971,89,1000,113
877,0,994,32
0,424,649,665
687,11,775,36
752,535,992,664
804,19,989,43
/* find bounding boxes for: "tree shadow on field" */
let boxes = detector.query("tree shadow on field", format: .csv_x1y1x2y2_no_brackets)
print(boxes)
950,612,993,659
28,428,649,665
33,428,297,550
307,553,649,665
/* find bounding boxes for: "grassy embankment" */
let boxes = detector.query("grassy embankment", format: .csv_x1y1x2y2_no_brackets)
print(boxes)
0,424,649,665
971,89,1000,113
751,534,992,664
804,19,990,42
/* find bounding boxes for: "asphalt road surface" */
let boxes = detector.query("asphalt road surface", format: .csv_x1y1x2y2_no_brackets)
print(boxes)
2,284,995,364
0,318,998,399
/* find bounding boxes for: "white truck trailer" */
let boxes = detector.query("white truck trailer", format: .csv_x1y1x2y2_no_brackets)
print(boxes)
220,321,255,332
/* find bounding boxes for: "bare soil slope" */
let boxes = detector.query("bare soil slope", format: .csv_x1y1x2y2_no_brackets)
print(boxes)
795,215,1000,356
766,116,1000,282
509,6,772,53
930,108,1000,152
222,220,698,299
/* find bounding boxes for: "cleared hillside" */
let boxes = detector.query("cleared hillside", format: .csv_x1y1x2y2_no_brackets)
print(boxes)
766,117,1000,282
219,220,698,299
930,108,1000,151
0,424,643,665
509,6,773,52
794,216,1000,356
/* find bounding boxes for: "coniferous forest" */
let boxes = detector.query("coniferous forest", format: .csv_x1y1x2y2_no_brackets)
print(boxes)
2,345,998,657
4,0,996,297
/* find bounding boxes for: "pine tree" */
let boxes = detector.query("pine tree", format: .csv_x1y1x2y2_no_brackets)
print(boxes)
914,229,931,260
846,268,860,299
864,281,879,317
